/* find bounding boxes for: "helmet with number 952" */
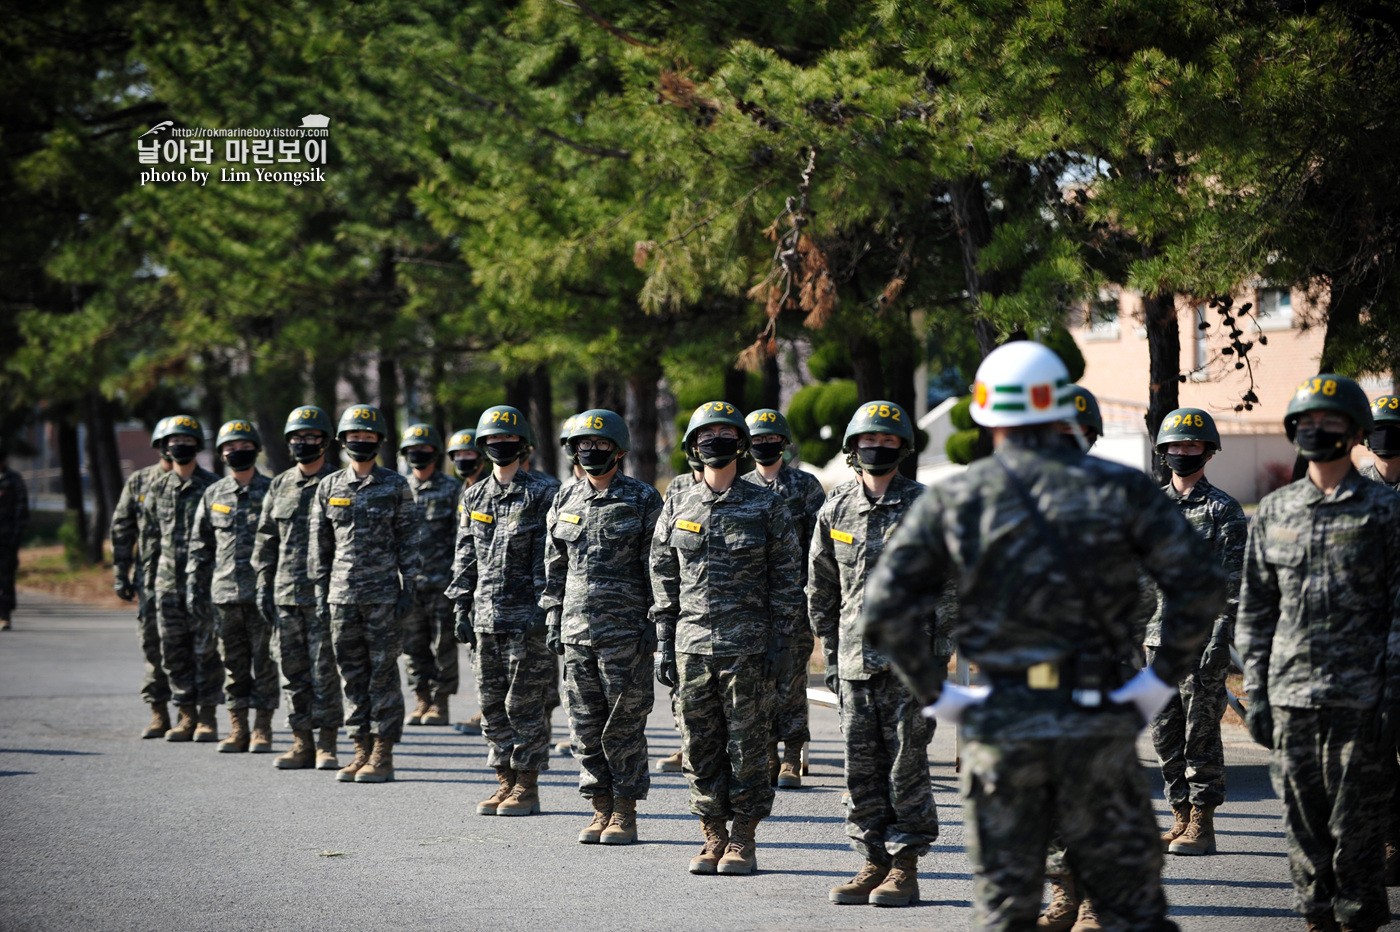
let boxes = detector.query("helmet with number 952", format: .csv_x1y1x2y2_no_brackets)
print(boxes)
842,401,913,452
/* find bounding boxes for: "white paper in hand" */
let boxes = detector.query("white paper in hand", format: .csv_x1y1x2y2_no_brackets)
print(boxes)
1109,667,1177,724
920,683,992,725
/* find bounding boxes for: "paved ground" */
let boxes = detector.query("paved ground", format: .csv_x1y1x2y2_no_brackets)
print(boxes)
0,591,1390,931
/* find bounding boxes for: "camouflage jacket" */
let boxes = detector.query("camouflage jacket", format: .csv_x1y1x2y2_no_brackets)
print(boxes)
666,472,699,499
1360,462,1400,492
251,461,338,606
809,475,927,680
1143,477,1248,648
1238,469,1400,710
187,471,272,604
0,467,29,549
138,467,220,598
444,468,557,633
860,439,1223,738
308,465,420,605
649,476,803,656
111,463,167,576
541,473,663,646
741,463,826,601
407,469,462,593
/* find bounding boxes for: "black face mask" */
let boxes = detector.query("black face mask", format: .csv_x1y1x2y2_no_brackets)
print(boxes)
750,439,785,466
1295,426,1351,463
223,449,258,471
577,448,619,476
452,454,482,478
165,442,198,466
484,439,522,465
696,436,741,468
856,446,902,476
289,439,325,464
1371,425,1400,459
405,449,437,468
1164,452,1210,477
344,440,380,463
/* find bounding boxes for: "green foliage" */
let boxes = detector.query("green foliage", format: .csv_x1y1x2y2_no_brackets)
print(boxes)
1042,327,1086,383
950,396,974,432
807,342,853,382
812,380,860,438
58,511,88,568
946,429,978,466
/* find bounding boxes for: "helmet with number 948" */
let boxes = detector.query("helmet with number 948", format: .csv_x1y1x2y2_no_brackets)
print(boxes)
476,405,528,443
1283,374,1373,440
568,409,630,452
842,401,913,452
215,419,262,452
336,404,387,441
683,401,749,448
969,342,1076,428
1155,407,1219,452
398,423,443,452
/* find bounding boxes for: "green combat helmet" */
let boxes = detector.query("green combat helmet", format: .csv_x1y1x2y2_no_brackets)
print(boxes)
1155,408,1219,452
559,415,579,447
746,409,791,466
162,414,205,448
446,428,477,454
337,404,388,440
476,405,529,466
568,409,630,476
1065,385,1104,439
215,419,262,451
1369,395,1400,458
284,405,334,439
842,400,913,475
684,401,749,469
149,417,172,449
1284,374,1373,440
398,423,444,452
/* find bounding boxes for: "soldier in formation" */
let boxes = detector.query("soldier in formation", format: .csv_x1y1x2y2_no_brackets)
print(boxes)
0,442,29,634
140,415,224,743
399,424,461,728
808,401,938,908
112,419,174,733
309,404,420,784
1239,375,1400,932
650,401,802,876
447,405,558,816
252,406,344,771
542,409,663,844
188,420,276,754
445,426,487,737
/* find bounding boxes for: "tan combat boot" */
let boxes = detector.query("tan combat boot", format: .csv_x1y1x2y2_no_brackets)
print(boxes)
717,814,760,874
870,851,919,906
1160,803,1191,849
422,691,449,726
250,710,273,753
275,730,315,769
193,705,219,742
165,705,197,742
477,767,517,815
1037,873,1080,931
580,796,613,843
601,797,637,845
657,750,683,773
1168,806,1216,856
336,734,372,782
407,690,432,726
0,613,10,630
1071,898,1102,932
315,727,339,770
456,711,483,735
354,736,394,783
142,703,171,739
829,860,890,904
218,709,250,753
497,769,540,815
688,818,729,874
777,743,802,789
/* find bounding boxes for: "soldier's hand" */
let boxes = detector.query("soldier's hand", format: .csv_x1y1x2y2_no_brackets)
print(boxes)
654,640,678,688
1200,637,1230,674
546,624,564,657
824,667,840,696
1245,693,1273,749
454,604,476,649
113,576,136,602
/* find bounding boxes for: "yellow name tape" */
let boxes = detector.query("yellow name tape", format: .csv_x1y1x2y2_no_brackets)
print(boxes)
328,497,352,507
560,513,581,524
210,503,232,514
675,519,702,533
471,511,494,524
1027,662,1060,690
829,529,854,544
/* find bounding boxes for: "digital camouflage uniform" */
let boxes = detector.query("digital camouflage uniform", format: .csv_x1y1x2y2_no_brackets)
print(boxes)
740,463,825,750
445,469,558,772
112,464,170,701
649,478,802,820
0,467,29,623
1238,470,1400,930
251,461,344,731
532,469,566,727
861,439,1223,932
542,473,663,800
139,466,224,708
404,470,463,696
1359,462,1400,492
188,470,277,710
1144,477,1247,811
1358,461,1400,870
308,465,420,741
809,474,940,865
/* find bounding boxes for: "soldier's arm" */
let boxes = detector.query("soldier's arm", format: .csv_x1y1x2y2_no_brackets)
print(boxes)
250,482,280,590
307,486,333,605
110,476,140,573
1383,498,1400,700
443,501,479,615
859,490,951,705
648,497,681,643
638,487,663,612
528,485,556,612
806,505,842,652
138,492,161,589
801,474,827,559
1214,499,1249,645
539,493,567,614
394,483,421,598
765,497,802,639
185,495,216,596
1235,512,1280,698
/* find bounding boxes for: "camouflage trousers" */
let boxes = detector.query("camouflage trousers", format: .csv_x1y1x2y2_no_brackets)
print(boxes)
841,671,939,863
473,628,552,772
1146,646,1227,809
771,628,812,748
1384,751,1400,850
402,588,458,695
677,652,776,820
563,639,653,800
962,734,1169,932
547,654,561,715
273,603,342,732
1272,706,1389,929
329,602,403,741
135,589,171,704
0,543,16,616
214,602,278,710
155,590,223,708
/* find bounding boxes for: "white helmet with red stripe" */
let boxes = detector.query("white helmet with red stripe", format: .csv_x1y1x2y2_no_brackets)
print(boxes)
970,341,1077,428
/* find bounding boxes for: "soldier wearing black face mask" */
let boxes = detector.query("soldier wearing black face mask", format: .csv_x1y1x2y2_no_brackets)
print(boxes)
1054,385,1102,451
1363,395,1400,493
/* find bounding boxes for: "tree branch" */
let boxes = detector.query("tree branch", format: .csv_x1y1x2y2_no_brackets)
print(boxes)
431,71,632,159
553,0,657,49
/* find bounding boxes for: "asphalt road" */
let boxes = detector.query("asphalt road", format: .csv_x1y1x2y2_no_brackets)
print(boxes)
0,591,1389,931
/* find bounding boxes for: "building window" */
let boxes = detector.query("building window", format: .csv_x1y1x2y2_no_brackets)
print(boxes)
1255,287,1293,331
1083,297,1120,342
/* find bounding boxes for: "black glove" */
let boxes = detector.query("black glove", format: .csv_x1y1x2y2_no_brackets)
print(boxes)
1245,690,1273,749
113,567,136,603
1200,636,1231,675
454,604,476,649
655,639,678,688
256,585,277,627
640,623,657,654
546,625,564,656
1376,689,1400,750
764,633,792,681
394,587,414,623
824,667,840,695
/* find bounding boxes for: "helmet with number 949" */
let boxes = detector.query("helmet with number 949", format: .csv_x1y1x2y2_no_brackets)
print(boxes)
969,342,1076,428
336,404,387,441
215,419,262,452
1283,374,1373,440
683,401,749,448
446,428,477,454
746,409,792,443
1155,407,1219,452
842,401,913,452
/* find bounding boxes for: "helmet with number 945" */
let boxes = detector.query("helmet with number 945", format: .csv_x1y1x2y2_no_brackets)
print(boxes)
336,404,387,441
569,409,630,451
969,342,1076,428
842,401,913,452
1155,407,1219,452
1283,374,1373,440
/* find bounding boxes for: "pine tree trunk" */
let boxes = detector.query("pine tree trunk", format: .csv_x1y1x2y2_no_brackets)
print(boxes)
1143,290,1180,484
84,395,111,565
629,358,662,485
204,383,225,477
56,417,87,558
722,368,746,409
377,350,399,468
948,177,1003,358
761,352,781,410
530,365,557,477
849,333,885,403
256,407,291,474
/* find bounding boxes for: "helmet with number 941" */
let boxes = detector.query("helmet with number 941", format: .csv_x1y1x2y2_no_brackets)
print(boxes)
1283,374,1373,440
842,401,913,452
683,401,749,448
336,404,387,441
1155,407,1219,452
476,405,529,442
569,409,630,451
398,423,443,452
215,419,262,452
969,342,1076,428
